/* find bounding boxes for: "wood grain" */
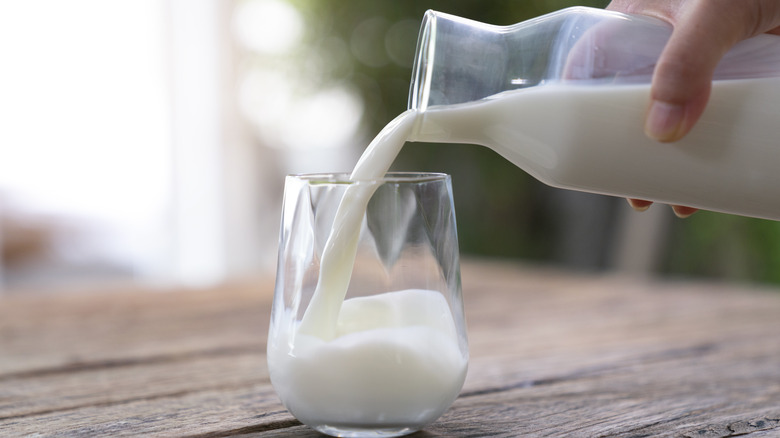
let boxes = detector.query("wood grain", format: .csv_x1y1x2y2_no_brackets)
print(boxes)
1,260,778,437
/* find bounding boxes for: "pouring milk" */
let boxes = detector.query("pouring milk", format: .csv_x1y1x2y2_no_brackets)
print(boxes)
269,5,780,434
281,73,780,359
269,76,780,435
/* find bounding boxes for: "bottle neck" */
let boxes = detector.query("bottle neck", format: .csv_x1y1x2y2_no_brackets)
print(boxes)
408,10,508,112
407,107,484,146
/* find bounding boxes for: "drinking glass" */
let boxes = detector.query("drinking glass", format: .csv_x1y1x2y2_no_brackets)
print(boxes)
268,172,468,437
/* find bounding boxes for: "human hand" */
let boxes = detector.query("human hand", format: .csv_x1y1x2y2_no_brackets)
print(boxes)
607,0,780,142
607,0,780,216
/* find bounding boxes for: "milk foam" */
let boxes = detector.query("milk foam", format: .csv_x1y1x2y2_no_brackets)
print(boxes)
268,289,467,429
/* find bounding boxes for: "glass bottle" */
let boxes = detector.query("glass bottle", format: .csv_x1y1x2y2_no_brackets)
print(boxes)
408,7,780,220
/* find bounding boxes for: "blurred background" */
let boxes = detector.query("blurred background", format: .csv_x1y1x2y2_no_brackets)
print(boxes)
2,0,780,293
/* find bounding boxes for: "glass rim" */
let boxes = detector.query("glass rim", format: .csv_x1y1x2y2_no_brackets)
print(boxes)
287,172,450,184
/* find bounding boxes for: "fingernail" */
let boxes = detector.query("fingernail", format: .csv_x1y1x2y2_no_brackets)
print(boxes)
627,198,653,212
645,100,685,142
672,205,698,219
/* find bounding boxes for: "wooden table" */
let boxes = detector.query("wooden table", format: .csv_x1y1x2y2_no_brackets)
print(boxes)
2,260,779,437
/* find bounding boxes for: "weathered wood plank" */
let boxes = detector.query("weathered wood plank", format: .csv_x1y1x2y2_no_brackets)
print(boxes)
0,351,266,419
1,261,779,437
431,336,780,437
0,278,273,375
2,384,295,437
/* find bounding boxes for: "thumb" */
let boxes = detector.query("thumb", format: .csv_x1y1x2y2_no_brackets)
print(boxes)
644,2,744,142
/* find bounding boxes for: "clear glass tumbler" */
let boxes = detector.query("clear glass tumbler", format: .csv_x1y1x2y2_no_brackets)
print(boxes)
268,172,468,438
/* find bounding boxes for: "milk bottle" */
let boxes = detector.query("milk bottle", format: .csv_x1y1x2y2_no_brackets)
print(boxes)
409,8,780,220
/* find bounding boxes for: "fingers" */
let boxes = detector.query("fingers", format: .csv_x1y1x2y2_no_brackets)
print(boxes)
644,0,739,142
627,198,698,218
627,198,653,212
671,205,698,219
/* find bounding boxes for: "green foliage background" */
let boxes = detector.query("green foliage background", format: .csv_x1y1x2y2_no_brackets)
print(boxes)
272,0,780,285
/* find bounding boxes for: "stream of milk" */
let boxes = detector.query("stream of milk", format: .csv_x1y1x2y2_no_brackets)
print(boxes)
295,109,419,340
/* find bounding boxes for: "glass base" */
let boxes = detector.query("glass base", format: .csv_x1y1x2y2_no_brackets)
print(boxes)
313,424,420,437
